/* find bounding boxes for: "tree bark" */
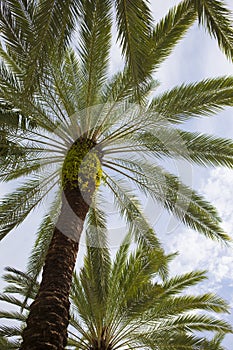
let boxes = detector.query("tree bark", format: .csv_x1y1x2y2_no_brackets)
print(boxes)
20,186,91,350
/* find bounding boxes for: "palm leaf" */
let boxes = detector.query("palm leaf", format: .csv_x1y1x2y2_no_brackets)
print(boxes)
105,158,230,242
78,0,112,110
0,335,19,349
113,0,153,100
24,0,80,92
191,0,233,59
0,1,30,66
104,173,163,250
0,174,58,241
150,76,233,123
138,128,233,168
151,0,197,70
160,313,232,333
83,196,111,321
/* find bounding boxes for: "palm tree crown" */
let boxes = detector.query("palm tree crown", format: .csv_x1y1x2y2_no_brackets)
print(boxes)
0,240,232,349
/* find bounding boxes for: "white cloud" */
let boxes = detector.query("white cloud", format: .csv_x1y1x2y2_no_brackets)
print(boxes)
202,168,233,224
162,167,233,289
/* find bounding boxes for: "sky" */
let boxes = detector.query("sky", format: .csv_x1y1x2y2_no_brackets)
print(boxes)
0,0,233,348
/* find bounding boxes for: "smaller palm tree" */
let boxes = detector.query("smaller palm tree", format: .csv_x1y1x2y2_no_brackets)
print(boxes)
0,237,232,349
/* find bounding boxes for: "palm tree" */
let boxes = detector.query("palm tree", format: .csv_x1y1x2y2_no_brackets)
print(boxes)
0,240,232,349
0,0,233,348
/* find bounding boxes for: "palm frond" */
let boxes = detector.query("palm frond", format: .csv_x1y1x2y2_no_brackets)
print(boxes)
138,128,233,168
0,101,23,129
150,76,233,123
23,0,80,92
134,332,216,350
78,0,112,110
160,313,232,333
0,324,23,337
191,0,233,59
70,272,98,339
114,0,153,100
82,195,111,324
105,158,230,242
0,311,26,322
103,173,163,250
107,245,169,319
3,267,38,300
201,332,226,350
0,335,19,349
0,174,58,241
154,294,229,318
161,271,207,296
49,49,82,117
0,1,30,66
151,0,196,70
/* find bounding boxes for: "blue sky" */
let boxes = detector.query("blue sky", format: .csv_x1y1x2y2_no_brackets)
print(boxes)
0,1,233,348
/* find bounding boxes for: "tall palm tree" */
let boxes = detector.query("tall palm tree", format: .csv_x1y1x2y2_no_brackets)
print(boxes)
0,0,233,348
0,240,232,349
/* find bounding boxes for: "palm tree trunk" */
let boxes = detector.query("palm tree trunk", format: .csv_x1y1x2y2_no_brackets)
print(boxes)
20,186,91,350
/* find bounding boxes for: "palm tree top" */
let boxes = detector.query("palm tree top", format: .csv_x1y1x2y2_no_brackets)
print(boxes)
0,0,233,262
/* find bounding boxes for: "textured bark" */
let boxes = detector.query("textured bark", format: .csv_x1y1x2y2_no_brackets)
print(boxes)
20,186,91,350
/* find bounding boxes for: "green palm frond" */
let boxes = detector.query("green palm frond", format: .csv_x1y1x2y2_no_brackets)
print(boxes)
101,70,134,104
84,197,111,312
0,102,22,129
106,249,169,327
0,43,23,75
0,270,30,347
0,311,26,322
104,158,230,242
48,49,82,117
160,313,231,333
103,173,163,249
71,272,98,337
0,1,31,67
0,294,28,310
0,0,81,93
25,0,80,92
158,270,207,296
151,0,197,70
26,216,56,278
150,76,233,123
154,293,229,317
0,175,58,241
201,332,226,350
135,334,198,349
0,334,21,349
78,0,112,109
135,332,221,350
3,267,38,299
191,0,233,60
138,129,233,168
0,335,19,349
114,0,153,99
